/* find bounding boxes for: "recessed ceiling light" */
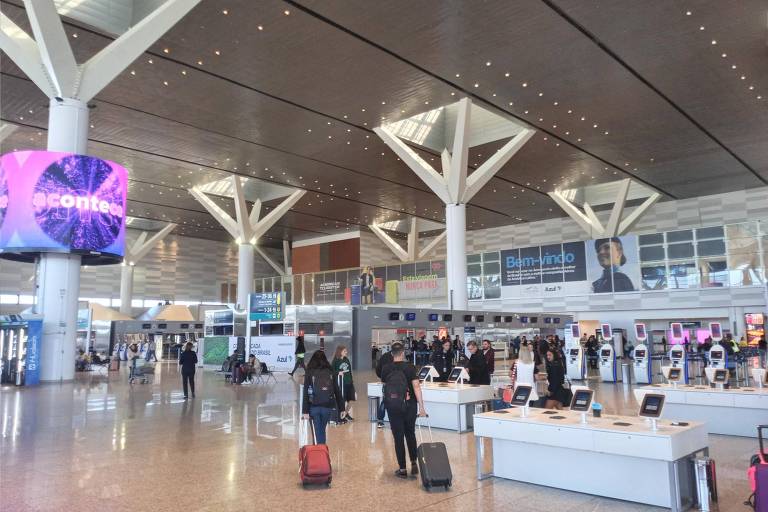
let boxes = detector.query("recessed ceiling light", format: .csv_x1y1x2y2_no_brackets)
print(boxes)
130,70,136,76
741,75,746,80
699,26,705,30
485,61,491,66
522,82,528,87
284,9,290,15
148,59,154,64
163,48,170,53
749,85,755,90
258,25,264,31
685,10,692,15
197,60,203,65
181,70,187,75
214,50,221,55
163,81,168,86
538,92,543,96
474,83,479,88
72,33,78,38
504,72,510,77
721,53,727,58
222,9,228,14
711,40,717,45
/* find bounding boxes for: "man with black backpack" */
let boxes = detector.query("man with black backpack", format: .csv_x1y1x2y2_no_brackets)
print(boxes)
380,342,427,479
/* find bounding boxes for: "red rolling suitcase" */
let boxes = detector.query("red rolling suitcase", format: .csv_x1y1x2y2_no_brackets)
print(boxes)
299,418,332,487
747,425,768,511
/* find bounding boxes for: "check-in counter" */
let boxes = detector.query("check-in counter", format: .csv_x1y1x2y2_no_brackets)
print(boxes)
367,381,493,432
634,383,768,437
473,409,707,511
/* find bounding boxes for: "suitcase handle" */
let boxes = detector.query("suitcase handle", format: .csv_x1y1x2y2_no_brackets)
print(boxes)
417,415,432,443
759,425,768,457
300,417,317,446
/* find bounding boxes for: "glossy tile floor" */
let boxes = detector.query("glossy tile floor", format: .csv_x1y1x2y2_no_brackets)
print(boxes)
0,362,756,511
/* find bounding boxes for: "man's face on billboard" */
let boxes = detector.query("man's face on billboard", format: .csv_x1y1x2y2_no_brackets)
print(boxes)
597,240,622,267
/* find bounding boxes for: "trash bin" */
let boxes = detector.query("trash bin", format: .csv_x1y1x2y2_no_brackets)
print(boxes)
368,396,380,422
621,363,631,385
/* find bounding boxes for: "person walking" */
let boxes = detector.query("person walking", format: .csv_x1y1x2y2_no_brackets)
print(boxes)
302,351,344,444
146,338,158,362
289,335,307,377
332,345,356,421
178,342,198,399
544,349,568,410
375,344,395,428
380,342,427,479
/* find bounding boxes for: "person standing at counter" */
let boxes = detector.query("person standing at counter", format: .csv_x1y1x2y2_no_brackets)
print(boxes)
467,341,490,385
288,336,307,377
381,343,427,479
430,339,453,382
481,340,495,376
178,342,198,399
332,345,356,422
544,349,568,410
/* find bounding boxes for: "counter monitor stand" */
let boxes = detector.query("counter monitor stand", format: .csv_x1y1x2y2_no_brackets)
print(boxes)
447,367,470,385
418,365,439,382
638,393,665,432
570,389,594,424
509,385,533,418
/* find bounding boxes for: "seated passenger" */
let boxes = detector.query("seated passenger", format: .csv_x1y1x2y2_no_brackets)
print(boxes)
75,349,90,371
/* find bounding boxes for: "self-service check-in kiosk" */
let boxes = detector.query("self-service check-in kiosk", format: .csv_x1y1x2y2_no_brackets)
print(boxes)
566,346,586,381
633,344,652,384
708,344,727,370
669,347,689,384
599,343,620,382
418,365,440,382
705,368,729,390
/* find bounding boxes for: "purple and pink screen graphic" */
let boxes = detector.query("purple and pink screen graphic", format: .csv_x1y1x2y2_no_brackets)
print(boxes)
0,151,126,257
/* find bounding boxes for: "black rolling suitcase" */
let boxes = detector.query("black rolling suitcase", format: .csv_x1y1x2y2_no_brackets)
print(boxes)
417,418,452,491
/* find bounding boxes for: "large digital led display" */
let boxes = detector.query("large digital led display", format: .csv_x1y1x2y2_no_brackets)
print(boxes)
0,151,127,263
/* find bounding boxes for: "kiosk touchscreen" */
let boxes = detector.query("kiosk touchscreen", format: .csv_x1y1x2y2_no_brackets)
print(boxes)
570,389,594,424
704,367,728,389
661,366,683,387
708,345,727,370
632,344,652,384
510,385,533,417
599,344,620,382
418,365,440,382
566,346,586,381
447,367,470,384
639,393,665,431
669,347,689,384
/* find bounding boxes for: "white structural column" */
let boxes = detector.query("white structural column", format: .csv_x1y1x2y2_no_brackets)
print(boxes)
190,176,305,309
368,217,447,263
1,0,202,381
548,178,662,238
375,98,535,309
119,223,176,315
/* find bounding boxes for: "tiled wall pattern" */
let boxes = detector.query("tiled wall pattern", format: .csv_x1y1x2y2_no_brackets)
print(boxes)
359,230,447,267
0,230,282,303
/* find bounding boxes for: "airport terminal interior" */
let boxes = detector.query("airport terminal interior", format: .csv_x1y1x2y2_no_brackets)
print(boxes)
1,1,768,511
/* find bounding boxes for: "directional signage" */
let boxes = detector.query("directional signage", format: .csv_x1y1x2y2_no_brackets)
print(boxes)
249,292,284,321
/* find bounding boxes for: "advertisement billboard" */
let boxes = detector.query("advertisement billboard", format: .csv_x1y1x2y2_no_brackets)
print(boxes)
0,151,127,262
745,313,765,347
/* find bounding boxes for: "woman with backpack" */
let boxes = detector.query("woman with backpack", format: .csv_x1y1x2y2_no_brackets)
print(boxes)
302,351,344,444
332,345,356,422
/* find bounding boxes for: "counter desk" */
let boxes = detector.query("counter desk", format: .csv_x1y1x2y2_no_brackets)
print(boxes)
473,408,708,511
634,383,768,437
367,381,493,432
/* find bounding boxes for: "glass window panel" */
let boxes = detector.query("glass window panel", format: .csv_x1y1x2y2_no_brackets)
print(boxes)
667,230,693,243
401,263,415,278
414,261,430,275
467,254,481,264
430,260,446,278
729,257,764,287
284,282,292,305
639,233,664,245
699,259,728,288
640,245,665,262
483,275,501,299
483,251,500,262
668,262,698,289
696,226,724,239
467,277,483,300
483,261,500,274
667,242,694,259
641,265,667,290
254,280,263,293
727,224,760,255
697,239,726,257
467,263,482,277
386,265,401,282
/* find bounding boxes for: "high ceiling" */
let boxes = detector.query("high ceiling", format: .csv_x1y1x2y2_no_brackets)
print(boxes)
2,0,767,248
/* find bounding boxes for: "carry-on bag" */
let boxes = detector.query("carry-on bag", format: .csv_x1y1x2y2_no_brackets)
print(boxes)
416,417,452,491
747,425,768,511
299,418,332,487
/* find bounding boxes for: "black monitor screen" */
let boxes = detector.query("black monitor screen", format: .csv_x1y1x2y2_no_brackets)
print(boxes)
710,350,723,359
443,314,453,321
157,323,167,329
601,349,611,357
389,312,401,321
180,323,189,329
714,369,727,382
448,367,464,381
493,316,502,323
405,313,416,321
141,323,151,329
553,318,561,324
668,368,681,380
475,315,485,322
569,349,580,356
463,315,473,322
671,349,683,358
428,314,439,322
635,350,646,358
510,385,532,406
570,389,593,411
418,367,431,380
640,394,665,417
530,317,538,323
194,323,203,329
504,316,513,323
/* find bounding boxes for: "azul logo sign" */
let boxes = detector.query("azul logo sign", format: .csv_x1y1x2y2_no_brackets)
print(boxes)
0,151,127,260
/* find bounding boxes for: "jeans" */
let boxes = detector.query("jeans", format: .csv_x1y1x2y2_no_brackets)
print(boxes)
289,356,305,375
146,350,157,362
377,400,386,422
182,371,195,397
386,401,418,469
309,406,333,444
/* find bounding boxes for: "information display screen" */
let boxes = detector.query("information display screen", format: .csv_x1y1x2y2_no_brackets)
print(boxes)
0,151,127,263
713,369,727,382
709,322,722,341
213,310,234,324
569,348,580,356
418,366,432,380
448,367,465,382
635,349,646,358
510,385,532,406
668,368,682,381
635,323,647,341
639,394,665,417
405,312,416,321
389,312,401,321
249,293,284,321
601,323,612,339
570,389,593,411
600,349,611,357
428,314,439,322
710,350,723,360
670,322,684,341
670,349,683,359
571,324,580,339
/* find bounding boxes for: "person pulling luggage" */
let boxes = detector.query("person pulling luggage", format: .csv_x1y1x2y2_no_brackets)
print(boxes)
380,342,427,479
302,351,344,444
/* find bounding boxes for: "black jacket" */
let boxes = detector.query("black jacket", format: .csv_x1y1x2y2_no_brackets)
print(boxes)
295,339,306,355
178,350,198,374
468,352,490,385
546,360,566,399
430,349,454,381
302,368,343,414
376,351,394,380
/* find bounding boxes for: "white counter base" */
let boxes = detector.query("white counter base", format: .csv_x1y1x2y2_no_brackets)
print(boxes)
368,381,493,432
474,409,708,511
634,384,768,437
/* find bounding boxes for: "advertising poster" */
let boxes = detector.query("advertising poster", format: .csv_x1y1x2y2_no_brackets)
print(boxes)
201,336,229,366
24,319,42,385
249,336,295,371
359,266,375,304
501,240,588,298
586,236,640,293
398,275,447,302
0,151,127,259
745,313,765,346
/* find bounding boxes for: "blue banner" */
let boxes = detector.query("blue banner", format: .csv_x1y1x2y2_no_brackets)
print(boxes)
25,319,42,385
